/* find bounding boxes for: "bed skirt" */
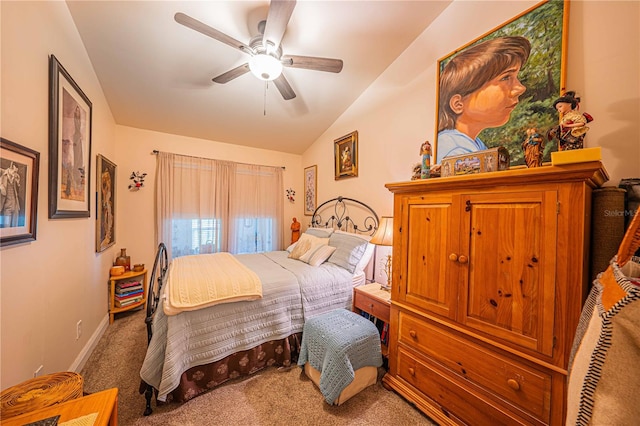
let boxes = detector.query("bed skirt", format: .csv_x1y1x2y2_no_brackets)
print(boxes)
152,333,302,404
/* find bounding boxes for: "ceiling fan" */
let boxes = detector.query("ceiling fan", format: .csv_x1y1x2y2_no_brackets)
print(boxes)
175,0,344,100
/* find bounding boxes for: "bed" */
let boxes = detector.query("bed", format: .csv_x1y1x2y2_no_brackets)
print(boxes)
139,197,379,415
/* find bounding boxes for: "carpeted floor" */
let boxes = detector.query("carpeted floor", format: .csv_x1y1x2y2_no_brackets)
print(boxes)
81,308,436,425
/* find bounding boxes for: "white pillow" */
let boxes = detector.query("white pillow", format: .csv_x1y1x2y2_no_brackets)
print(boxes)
286,242,297,253
306,245,337,267
288,233,329,261
355,242,376,274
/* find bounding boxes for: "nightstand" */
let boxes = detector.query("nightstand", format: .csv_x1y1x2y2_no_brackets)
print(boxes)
353,283,391,358
109,269,147,324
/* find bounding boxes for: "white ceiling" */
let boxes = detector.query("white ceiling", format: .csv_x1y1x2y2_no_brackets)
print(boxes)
66,1,450,154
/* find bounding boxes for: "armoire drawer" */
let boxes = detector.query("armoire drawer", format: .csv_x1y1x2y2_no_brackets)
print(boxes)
398,312,551,422
396,347,526,426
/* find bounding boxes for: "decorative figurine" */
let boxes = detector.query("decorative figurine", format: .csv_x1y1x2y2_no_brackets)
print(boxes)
547,91,593,151
420,140,432,178
290,217,301,244
522,128,545,168
411,163,421,180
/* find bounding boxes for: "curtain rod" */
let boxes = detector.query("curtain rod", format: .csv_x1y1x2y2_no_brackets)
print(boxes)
152,150,285,170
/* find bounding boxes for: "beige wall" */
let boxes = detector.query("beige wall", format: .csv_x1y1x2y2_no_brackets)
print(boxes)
303,0,640,217
1,0,638,391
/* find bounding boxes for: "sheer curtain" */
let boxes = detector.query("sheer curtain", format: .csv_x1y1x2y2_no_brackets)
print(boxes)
155,152,283,260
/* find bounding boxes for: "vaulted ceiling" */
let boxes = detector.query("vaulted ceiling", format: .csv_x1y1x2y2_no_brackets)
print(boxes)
66,1,451,154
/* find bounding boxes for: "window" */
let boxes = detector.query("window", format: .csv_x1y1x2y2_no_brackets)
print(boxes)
156,152,284,260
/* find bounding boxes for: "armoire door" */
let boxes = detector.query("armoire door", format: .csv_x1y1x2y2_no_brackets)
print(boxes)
458,190,558,357
398,194,460,320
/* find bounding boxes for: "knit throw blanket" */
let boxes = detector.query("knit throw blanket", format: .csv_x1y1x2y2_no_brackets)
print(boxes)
164,252,262,315
298,309,382,404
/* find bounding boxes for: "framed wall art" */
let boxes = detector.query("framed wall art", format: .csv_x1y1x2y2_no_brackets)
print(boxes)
334,130,358,180
304,165,317,216
96,154,116,253
0,138,40,247
48,54,92,218
434,0,569,167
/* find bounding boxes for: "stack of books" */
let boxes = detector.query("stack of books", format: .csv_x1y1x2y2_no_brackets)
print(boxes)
114,280,143,308
359,312,389,346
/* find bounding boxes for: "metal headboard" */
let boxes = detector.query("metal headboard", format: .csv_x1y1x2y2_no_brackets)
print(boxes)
310,196,379,236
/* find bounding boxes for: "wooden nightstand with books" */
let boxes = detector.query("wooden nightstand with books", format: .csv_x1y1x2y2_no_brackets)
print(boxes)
109,269,147,324
353,283,391,358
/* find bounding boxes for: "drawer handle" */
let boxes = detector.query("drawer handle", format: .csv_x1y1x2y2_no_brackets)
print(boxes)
507,378,520,391
409,330,417,338
369,303,374,309
408,368,415,376
448,253,458,262
458,255,468,264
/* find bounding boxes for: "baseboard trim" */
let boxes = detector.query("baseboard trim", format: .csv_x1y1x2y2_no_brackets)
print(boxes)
69,314,109,373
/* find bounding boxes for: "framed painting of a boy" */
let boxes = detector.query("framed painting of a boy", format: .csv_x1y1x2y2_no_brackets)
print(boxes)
434,0,569,167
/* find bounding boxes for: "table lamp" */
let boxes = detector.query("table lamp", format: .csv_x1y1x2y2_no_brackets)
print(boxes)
370,216,394,290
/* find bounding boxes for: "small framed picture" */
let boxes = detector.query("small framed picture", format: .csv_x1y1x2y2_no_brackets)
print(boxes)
96,154,116,253
0,138,40,247
48,54,92,219
304,165,317,216
334,130,358,180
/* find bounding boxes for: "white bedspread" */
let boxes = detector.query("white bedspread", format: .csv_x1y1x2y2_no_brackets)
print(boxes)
139,250,355,401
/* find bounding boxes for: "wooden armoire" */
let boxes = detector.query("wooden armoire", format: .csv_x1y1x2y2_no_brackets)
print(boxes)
382,162,608,425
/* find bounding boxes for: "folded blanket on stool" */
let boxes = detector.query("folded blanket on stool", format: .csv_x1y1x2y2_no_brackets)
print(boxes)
298,308,382,404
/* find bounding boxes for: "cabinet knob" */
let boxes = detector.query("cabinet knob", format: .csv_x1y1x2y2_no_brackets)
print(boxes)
408,368,416,376
409,330,417,338
448,253,458,262
507,378,520,390
458,255,468,264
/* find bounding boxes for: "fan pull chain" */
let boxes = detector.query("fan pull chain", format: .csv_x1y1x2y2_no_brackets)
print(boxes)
263,81,268,116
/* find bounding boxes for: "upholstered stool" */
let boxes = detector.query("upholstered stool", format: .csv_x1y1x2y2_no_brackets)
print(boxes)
0,372,84,420
298,308,382,405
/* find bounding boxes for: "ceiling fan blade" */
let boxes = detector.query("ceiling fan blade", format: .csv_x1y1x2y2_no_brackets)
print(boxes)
175,12,252,54
282,55,343,73
262,0,296,50
273,74,296,100
212,63,250,84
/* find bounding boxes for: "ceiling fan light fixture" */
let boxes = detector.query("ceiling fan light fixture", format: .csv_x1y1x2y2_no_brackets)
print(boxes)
249,53,283,81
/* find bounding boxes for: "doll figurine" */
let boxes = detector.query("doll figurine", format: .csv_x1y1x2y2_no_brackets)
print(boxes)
522,128,545,168
547,91,593,150
420,141,432,178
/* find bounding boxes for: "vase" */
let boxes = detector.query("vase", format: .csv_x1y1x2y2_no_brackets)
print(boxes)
114,248,131,271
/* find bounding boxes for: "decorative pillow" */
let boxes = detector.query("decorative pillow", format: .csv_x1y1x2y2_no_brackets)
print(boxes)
333,230,374,274
289,233,329,261
304,228,334,238
306,245,337,267
327,232,368,274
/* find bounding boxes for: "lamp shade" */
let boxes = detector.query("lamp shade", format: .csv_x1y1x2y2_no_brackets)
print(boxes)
370,216,394,246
